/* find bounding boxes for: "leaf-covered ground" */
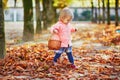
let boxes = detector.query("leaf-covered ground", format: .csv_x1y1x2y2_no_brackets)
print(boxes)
0,22,120,80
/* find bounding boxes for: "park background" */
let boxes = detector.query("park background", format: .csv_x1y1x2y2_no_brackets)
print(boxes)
0,0,120,79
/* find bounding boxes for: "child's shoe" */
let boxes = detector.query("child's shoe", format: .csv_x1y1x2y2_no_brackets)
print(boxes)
70,64,77,69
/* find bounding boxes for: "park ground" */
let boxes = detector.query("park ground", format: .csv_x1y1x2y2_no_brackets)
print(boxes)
0,22,120,80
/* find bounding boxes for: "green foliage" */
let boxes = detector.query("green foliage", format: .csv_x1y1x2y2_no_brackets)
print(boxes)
53,0,73,8
70,0,120,8
2,0,8,8
81,10,91,21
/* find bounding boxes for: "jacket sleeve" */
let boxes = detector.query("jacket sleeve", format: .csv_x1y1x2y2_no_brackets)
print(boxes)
70,24,77,32
71,27,76,32
50,24,60,34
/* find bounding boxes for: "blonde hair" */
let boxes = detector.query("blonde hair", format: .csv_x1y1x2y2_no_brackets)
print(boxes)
59,7,74,20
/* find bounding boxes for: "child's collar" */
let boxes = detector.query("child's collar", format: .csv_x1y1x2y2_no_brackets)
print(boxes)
58,20,69,25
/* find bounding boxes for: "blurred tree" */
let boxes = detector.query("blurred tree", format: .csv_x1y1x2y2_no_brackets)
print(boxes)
91,0,94,22
95,7,98,23
46,0,57,27
0,0,6,58
98,0,101,24
102,0,105,24
35,0,42,34
73,9,79,21
14,0,16,7
115,0,119,26
48,0,57,24
107,0,110,25
42,0,57,30
22,0,34,41
42,0,48,30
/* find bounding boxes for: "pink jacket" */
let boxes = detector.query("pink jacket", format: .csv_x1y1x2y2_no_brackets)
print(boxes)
50,21,76,47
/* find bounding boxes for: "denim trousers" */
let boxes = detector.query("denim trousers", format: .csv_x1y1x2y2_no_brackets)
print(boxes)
53,46,74,64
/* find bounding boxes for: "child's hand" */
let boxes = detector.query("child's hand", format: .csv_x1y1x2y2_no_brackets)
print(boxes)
75,28,77,32
53,29,58,33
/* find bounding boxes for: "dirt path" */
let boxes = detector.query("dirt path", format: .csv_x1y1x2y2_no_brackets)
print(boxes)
5,22,112,50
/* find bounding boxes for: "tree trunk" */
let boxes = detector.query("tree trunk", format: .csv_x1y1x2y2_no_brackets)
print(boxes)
107,0,110,25
91,0,94,23
0,0,6,58
98,0,101,24
102,0,105,24
42,0,56,30
95,7,98,23
115,0,119,26
42,0,48,30
22,0,34,41
47,0,56,26
35,0,42,34
53,7,57,22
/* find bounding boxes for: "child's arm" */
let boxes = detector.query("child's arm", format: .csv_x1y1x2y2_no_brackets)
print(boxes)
69,24,77,32
50,24,59,34
71,27,77,32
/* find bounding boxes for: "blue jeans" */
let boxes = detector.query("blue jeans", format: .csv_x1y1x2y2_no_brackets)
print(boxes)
53,46,74,64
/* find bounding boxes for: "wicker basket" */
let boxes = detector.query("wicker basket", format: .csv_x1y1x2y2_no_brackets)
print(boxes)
48,40,61,50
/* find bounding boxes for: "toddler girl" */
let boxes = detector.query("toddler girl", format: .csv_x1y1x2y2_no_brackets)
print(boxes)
50,7,77,68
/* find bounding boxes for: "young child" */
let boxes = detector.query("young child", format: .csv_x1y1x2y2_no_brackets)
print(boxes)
50,7,77,68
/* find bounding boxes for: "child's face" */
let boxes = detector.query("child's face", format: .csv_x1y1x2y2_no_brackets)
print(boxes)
61,16,72,24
